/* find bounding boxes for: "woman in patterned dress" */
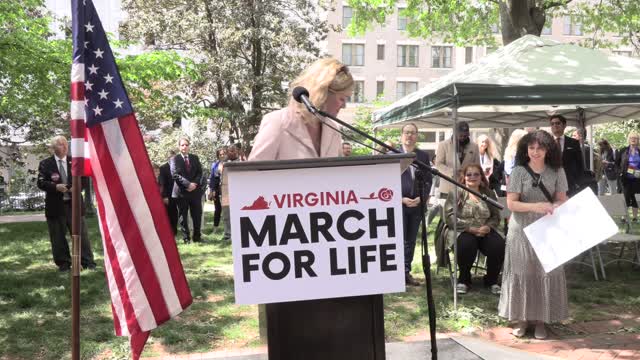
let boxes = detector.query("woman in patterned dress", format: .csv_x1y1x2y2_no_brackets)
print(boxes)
443,163,505,295
498,130,569,340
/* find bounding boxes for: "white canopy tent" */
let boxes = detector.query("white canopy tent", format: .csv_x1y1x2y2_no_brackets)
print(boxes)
373,35,640,130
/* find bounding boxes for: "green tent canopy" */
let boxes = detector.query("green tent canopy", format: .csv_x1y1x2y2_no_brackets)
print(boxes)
373,35,640,129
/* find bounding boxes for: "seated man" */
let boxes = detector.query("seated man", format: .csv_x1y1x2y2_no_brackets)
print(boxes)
443,164,505,295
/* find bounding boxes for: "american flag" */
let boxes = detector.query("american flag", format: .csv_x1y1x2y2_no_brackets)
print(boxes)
70,0,193,358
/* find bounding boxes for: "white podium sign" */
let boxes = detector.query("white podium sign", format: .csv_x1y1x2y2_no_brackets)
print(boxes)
228,162,406,304
523,188,618,273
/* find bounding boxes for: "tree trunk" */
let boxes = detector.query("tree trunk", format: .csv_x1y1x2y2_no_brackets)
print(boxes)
499,0,546,45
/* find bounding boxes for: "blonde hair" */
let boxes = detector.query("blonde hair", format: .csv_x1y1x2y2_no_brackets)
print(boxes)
476,134,500,161
628,131,639,144
289,58,354,122
503,129,527,161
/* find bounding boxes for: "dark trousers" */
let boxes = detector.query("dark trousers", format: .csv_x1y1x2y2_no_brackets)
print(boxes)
622,178,640,208
165,198,179,235
177,194,203,241
456,228,505,286
213,193,222,227
46,202,95,269
402,206,422,274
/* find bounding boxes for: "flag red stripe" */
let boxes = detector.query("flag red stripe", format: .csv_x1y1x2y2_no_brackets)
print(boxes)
90,123,171,324
118,115,193,308
70,119,86,139
70,81,85,101
93,180,143,336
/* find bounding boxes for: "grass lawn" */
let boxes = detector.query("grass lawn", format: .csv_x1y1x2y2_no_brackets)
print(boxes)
0,211,639,359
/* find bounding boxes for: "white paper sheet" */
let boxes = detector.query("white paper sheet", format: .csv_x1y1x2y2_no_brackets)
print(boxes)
523,188,618,273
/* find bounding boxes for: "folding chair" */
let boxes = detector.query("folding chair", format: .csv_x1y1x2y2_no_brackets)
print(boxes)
597,194,640,279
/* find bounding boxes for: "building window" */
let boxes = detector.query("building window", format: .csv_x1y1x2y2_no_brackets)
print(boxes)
417,131,436,143
398,9,409,30
431,46,452,68
613,50,633,57
541,23,552,35
342,6,353,28
563,16,582,36
396,81,418,99
465,47,473,64
342,44,365,66
376,81,385,98
349,80,365,103
377,44,385,60
397,45,419,67
438,132,445,142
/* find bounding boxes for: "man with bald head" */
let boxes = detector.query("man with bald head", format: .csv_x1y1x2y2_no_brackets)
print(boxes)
37,135,96,272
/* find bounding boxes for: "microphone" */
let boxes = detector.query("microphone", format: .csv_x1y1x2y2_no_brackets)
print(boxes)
292,86,318,114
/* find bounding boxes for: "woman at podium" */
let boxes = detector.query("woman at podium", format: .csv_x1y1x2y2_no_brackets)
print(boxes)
249,58,354,161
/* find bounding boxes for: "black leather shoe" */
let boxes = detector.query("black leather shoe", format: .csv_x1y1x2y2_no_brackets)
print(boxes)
58,265,70,272
183,238,191,244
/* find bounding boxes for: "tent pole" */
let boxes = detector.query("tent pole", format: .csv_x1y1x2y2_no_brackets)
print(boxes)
452,107,458,311
589,125,594,171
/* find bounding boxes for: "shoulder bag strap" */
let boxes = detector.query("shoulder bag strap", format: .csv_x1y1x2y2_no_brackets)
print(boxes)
523,165,554,203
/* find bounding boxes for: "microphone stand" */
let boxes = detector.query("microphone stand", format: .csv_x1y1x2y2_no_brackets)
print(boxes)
417,168,438,359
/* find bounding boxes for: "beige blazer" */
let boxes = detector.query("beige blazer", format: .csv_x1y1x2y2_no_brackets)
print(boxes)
435,139,480,194
248,105,342,161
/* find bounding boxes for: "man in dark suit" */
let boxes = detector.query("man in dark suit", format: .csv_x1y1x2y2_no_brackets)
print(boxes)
549,115,585,196
158,150,178,236
171,137,204,243
37,135,96,272
398,123,433,286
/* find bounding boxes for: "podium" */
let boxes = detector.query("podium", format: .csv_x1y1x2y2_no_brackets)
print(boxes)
224,154,415,360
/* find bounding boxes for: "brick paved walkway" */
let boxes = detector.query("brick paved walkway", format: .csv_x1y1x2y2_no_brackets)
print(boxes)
471,317,640,359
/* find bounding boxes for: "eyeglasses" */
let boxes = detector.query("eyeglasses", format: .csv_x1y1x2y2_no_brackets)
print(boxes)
550,121,563,126
465,173,481,178
403,131,417,136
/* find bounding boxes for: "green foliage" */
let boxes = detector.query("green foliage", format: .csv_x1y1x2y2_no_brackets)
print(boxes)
574,0,640,51
344,102,400,156
121,0,331,147
346,0,640,49
0,0,71,143
593,120,640,149
117,50,202,131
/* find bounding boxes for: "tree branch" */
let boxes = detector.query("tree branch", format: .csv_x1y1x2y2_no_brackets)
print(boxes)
543,0,573,11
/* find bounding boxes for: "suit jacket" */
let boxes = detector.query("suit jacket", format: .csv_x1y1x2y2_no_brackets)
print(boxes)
37,155,85,217
248,105,342,161
170,153,203,199
435,139,480,194
561,135,585,194
158,161,174,199
398,147,433,202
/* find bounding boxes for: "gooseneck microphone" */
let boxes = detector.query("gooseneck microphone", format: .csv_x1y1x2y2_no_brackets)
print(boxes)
289,86,503,211
292,87,318,114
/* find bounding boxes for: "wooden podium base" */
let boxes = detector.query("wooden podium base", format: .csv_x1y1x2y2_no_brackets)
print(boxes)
266,295,385,360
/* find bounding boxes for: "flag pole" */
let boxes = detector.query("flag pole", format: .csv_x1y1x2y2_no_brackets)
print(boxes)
71,175,81,360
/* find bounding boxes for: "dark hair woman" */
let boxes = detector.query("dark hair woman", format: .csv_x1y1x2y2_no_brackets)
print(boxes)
443,163,505,295
498,130,569,340
597,139,618,195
